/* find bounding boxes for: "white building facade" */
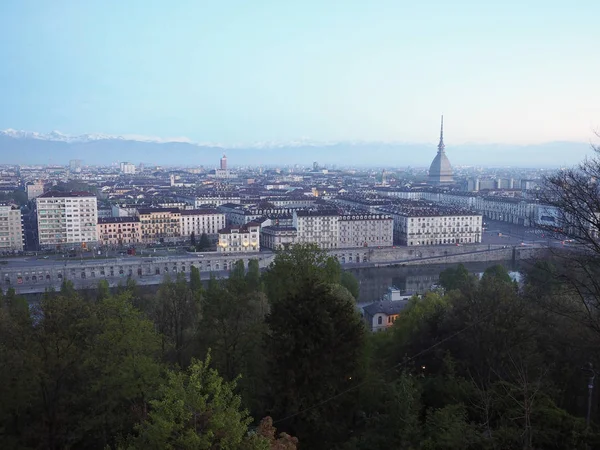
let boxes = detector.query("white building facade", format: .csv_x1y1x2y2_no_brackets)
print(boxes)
338,213,393,248
260,226,298,250
380,205,482,246
180,209,226,237
293,209,339,249
36,191,98,249
217,222,260,253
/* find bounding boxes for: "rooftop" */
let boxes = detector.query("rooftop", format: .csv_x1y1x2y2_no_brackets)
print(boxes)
363,300,410,317
38,191,96,198
98,217,140,224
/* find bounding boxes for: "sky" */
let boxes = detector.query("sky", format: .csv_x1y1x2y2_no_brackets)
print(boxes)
1,0,599,148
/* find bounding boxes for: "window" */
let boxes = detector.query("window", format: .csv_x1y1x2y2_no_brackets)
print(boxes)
377,316,383,325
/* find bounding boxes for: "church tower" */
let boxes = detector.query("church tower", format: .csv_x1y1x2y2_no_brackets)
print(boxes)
428,115,454,185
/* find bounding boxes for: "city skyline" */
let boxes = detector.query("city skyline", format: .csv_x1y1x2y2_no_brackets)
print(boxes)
1,0,599,151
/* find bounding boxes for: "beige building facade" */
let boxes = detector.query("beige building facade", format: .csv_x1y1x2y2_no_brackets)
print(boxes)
137,208,181,243
0,204,24,251
97,217,141,247
218,222,260,253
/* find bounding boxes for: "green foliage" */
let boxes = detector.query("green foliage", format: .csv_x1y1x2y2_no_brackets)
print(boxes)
123,354,260,450
4,246,600,449
152,274,199,366
196,232,211,251
438,263,473,292
340,270,360,300
0,189,27,205
265,278,366,449
263,243,341,302
481,264,513,285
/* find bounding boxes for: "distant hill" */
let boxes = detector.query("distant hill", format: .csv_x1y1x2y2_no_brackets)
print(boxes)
0,130,593,167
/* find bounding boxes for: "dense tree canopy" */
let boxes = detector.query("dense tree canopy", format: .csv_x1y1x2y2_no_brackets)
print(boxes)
3,238,600,449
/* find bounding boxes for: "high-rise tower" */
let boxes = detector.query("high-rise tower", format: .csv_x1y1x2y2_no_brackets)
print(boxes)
428,115,454,185
220,154,227,170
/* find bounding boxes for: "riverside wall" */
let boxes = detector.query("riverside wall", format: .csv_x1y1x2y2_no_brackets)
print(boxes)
2,244,549,294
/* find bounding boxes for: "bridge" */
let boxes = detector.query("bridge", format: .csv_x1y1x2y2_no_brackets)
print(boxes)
1,244,552,294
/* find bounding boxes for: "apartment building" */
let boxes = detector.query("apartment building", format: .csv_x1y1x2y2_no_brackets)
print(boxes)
293,209,339,249
260,226,298,250
36,191,98,249
195,194,241,208
217,222,260,253
0,204,24,251
218,203,294,226
380,203,482,246
97,217,141,247
338,213,393,248
137,208,181,243
180,209,226,237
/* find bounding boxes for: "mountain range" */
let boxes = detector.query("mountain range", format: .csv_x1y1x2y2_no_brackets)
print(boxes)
0,129,594,168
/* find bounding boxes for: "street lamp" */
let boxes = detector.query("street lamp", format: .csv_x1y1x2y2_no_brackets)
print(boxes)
582,363,597,430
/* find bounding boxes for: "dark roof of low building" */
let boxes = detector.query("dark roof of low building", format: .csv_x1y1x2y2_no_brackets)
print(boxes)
295,208,339,217
98,217,140,224
219,222,260,234
137,207,180,214
363,300,409,317
261,226,297,232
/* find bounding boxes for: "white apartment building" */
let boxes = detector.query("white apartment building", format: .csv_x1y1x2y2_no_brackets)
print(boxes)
120,162,136,174
195,194,241,208
180,209,226,237
36,191,98,249
293,209,339,249
0,204,24,251
338,213,393,248
260,226,298,250
380,204,482,246
217,222,260,253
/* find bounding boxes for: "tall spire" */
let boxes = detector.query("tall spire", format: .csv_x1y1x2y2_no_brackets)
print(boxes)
437,115,445,153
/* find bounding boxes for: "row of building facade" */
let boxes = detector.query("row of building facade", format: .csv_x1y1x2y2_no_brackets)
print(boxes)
6,191,490,252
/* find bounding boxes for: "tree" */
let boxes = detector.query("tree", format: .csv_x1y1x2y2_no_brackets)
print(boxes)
438,264,473,292
123,355,263,450
190,265,203,302
197,272,268,409
12,189,27,206
481,264,513,285
197,232,210,251
190,231,196,246
246,259,263,292
79,292,162,448
340,271,360,300
152,274,199,366
538,141,600,341
264,278,366,449
263,244,340,302
254,416,299,450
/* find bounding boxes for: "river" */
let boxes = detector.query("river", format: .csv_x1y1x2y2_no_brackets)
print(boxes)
349,260,524,304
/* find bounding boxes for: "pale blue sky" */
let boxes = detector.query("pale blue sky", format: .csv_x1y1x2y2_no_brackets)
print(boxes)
1,0,599,146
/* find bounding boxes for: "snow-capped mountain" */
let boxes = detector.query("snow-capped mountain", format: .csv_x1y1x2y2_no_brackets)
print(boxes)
0,129,193,145
0,128,590,167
